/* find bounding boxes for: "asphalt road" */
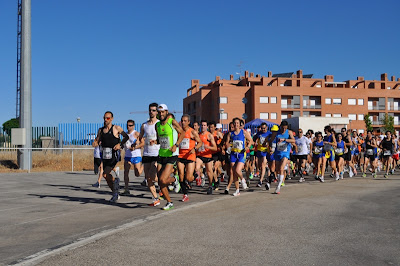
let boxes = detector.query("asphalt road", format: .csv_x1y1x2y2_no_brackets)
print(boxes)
1,171,399,265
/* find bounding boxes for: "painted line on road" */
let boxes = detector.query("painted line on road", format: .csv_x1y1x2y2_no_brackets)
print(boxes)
15,193,251,266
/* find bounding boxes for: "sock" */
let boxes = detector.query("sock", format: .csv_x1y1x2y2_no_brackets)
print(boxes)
180,181,188,195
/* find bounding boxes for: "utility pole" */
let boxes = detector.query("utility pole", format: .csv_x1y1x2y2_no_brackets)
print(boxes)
18,0,32,170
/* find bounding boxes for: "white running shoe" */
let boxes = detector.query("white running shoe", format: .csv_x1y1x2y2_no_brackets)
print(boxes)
233,190,240,196
335,173,340,181
241,178,248,190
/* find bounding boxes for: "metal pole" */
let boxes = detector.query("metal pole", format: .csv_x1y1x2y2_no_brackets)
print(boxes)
71,149,74,172
18,0,32,170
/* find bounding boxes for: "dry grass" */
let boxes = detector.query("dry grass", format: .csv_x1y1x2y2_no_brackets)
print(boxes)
0,150,125,172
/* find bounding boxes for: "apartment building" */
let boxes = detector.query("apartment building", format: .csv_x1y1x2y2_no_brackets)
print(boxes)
183,70,400,132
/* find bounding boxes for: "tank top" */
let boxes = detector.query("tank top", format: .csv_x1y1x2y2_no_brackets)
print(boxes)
313,140,324,155
125,130,141,158
213,131,222,153
256,131,270,152
100,125,120,160
335,140,345,155
156,117,178,157
197,131,212,158
274,129,291,156
323,134,334,151
231,129,245,153
381,137,393,155
365,137,376,155
143,120,160,157
179,127,196,161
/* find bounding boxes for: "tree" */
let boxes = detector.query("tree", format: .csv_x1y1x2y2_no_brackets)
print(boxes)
363,114,373,132
381,113,394,133
2,118,19,135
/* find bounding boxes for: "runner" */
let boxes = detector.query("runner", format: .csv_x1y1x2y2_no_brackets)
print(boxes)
122,119,144,196
321,126,338,181
310,132,324,181
177,114,202,202
225,117,253,196
380,130,395,178
155,104,185,210
92,145,103,188
209,121,224,191
222,122,234,192
294,128,311,182
195,120,217,194
362,130,378,178
93,111,129,202
334,133,345,180
253,123,270,187
266,125,279,187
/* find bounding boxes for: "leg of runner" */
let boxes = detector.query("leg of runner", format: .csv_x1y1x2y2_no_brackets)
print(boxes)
205,161,214,195
158,163,176,209
257,155,267,186
275,157,288,194
144,160,160,206
122,160,131,195
232,161,245,196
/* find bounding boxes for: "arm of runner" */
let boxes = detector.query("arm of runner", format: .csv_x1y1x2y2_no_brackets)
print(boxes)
114,125,129,150
138,124,145,143
285,130,295,143
244,130,254,149
192,130,203,154
133,131,144,150
331,134,337,147
225,133,231,149
207,133,218,152
170,119,185,153
92,128,102,147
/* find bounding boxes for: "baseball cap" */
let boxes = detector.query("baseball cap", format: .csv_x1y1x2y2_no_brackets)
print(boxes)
216,123,222,129
157,104,168,111
271,125,279,132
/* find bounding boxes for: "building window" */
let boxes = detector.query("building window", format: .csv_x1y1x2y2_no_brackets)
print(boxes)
219,97,228,104
270,97,277,104
325,113,332,117
358,129,365,134
333,98,342,105
260,97,269,104
281,114,288,119
271,113,277,119
325,98,332,104
333,113,342,118
260,112,269,119
358,114,364,120
220,113,228,120
348,114,357,120
358,99,364,105
348,99,356,105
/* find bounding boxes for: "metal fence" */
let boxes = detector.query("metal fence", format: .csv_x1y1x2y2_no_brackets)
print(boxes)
0,126,57,148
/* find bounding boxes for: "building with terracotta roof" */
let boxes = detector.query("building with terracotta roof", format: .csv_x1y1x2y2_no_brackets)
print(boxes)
183,70,400,132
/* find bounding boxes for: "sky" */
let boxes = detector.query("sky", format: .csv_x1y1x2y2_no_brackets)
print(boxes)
1,0,399,126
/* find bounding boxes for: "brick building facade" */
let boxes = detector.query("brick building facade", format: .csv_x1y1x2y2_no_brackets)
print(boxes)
183,70,400,132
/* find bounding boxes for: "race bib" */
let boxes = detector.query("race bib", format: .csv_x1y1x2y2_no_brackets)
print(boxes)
198,143,205,152
277,142,288,152
384,150,391,156
297,146,303,153
102,147,113,160
160,136,170,150
335,148,343,154
314,146,322,154
366,149,373,155
270,143,276,153
232,140,244,151
324,143,332,152
180,138,190,149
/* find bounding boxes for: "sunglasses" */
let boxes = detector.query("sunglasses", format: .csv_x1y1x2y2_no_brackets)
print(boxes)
127,124,134,127
149,109,157,112
104,117,112,120
298,131,302,133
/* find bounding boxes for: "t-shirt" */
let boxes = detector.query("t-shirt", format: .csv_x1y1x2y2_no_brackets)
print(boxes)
295,136,311,155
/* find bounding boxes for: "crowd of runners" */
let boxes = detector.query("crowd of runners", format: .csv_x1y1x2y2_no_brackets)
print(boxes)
91,103,399,210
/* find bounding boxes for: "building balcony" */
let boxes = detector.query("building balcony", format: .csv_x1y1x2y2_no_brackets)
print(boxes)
281,104,300,109
371,121,384,125
303,104,321,109
368,105,386,111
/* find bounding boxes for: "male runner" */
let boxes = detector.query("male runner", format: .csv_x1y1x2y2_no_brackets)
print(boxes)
156,104,185,210
93,111,129,202
209,121,224,190
254,123,270,187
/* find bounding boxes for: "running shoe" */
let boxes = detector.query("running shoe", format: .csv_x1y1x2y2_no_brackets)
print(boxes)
330,173,334,178
162,202,174,210
390,169,395,175
275,191,281,195
319,176,325,183
196,176,202,186
115,167,120,178
246,179,250,188
340,172,344,180
168,185,174,191
373,173,377,179
265,182,270,190
233,190,240,196
315,175,319,180
207,186,213,195
174,182,181,193
159,191,164,200
214,180,220,191
384,174,388,179
200,175,206,187
281,182,285,187
299,177,305,183
257,181,262,187
220,173,225,182
249,173,254,180
224,189,229,194
109,193,120,203
362,173,367,178
141,179,147,187
241,179,248,190
92,182,100,188
181,195,189,202
121,189,130,196
149,198,161,206
335,173,340,181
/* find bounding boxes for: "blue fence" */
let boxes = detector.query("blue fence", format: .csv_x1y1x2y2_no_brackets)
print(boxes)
0,126,58,148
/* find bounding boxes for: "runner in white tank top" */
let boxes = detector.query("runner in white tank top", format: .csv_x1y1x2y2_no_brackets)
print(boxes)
121,120,144,196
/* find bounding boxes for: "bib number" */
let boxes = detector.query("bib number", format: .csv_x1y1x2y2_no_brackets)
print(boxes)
277,142,287,152
366,149,373,156
180,138,190,149
297,146,303,153
324,143,331,152
384,150,391,156
335,148,343,154
145,134,157,146
314,146,322,154
102,147,113,160
198,144,205,152
232,140,244,152
160,136,170,150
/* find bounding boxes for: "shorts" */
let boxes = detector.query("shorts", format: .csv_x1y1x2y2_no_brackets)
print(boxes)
266,153,275,162
366,155,377,161
230,152,246,164
324,150,335,162
198,156,213,164
102,157,118,169
248,155,255,161
94,157,102,167
212,152,223,162
178,157,195,164
273,153,290,161
296,155,308,161
335,154,344,160
313,153,323,159
224,154,231,164
157,156,178,166
142,156,158,164
125,156,142,165
344,152,352,161
256,151,267,158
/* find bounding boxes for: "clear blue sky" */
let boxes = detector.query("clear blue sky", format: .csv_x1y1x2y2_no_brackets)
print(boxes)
1,0,399,126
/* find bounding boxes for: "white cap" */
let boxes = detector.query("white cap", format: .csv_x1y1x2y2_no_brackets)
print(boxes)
157,104,168,111
216,123,222,129
246,128,251,132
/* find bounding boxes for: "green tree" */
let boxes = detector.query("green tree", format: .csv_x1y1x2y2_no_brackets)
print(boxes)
363,114,373,132
2,118,19,135
381,113,394,133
